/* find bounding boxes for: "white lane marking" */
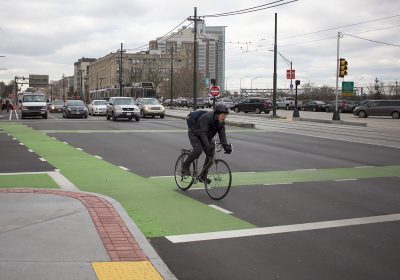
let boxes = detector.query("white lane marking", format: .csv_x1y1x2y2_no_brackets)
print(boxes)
355,166,375,168
150,175,174,178
54,169,61,172
48,171,79,191
12,137,16,140
208,205,233,214
28,149,34,153
94,155,103,159
9,110,12,120
334,179,358,182
119,166,130,171
19,143,24,146
77,148,83,151
39,158,47,162
14,110,18,120
51,137,57,140
0,171,49,175
63,141,68,144
166,213,400,243
295,169,317,171
263,182,293,186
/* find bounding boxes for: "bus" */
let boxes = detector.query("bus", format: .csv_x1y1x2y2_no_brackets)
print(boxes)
89,82,156,102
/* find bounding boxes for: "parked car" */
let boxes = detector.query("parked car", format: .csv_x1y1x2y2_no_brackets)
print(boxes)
135,98,165,118
217,98,234,109
49,100,64,113
325,100,358,113
203,96,219,108
230,97,272,114
186,98,205,109
276,97,300,110
106,97,140,121
353,100,400,119
88,99,107,116
301,100,329,112
162,98,177,107
62,100,88,119
176,98,189,107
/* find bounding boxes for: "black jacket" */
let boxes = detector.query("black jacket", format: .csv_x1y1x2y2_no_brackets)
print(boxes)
190,111,227,149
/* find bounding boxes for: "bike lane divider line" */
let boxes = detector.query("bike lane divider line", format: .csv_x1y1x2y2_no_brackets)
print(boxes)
166,213,400,243
208,205,233,214
1,122,255,238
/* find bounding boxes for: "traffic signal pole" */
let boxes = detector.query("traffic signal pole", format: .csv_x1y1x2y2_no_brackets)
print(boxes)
333,32,342,121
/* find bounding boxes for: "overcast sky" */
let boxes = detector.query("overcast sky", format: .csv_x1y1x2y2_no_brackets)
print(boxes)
0,0,399,91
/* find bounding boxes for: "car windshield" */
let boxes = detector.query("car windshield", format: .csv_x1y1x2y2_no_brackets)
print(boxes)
67,100,84,106
53,100,64,105
23,95,45,102
114,98,134,105
143,99,160,105
93,100,107,105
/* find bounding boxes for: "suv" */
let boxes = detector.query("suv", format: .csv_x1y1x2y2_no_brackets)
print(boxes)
106,97,140,121
231,98,272,114
203,96,219,108
353,100,400,119
135,98,165,118
21,93,48,119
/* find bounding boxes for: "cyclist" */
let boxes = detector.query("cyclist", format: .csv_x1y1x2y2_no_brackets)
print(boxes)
181,103,232,182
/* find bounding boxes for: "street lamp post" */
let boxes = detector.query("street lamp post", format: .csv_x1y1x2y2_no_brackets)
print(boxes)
79,69,85,100
240,77,249,96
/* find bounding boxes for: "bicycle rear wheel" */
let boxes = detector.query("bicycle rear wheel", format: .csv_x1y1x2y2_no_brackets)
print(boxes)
205,159,232,200
174,152,194,191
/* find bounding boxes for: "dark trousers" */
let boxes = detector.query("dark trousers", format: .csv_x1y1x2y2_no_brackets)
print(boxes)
183,130,211,175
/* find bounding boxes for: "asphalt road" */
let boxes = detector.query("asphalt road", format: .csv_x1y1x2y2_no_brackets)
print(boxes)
2,110,400,280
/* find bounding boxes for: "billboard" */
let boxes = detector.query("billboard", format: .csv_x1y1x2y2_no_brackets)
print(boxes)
29,74,49,87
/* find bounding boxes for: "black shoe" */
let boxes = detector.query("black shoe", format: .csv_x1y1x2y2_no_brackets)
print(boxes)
198,175,211,184
181,167,191,177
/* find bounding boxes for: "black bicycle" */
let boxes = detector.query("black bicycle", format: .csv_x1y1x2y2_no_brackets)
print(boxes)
174,139,232,200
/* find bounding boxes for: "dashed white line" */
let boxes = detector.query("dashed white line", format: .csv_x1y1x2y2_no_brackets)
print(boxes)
39,158,47,162
354,166,375,168
63,142,68,144
94,155,103,159
166,213,400,243
334,179,358,182
19,143,24,146
28,149,34,153
208,205,233,214
263,182,293,186
119,166,130,171
76,148,83,151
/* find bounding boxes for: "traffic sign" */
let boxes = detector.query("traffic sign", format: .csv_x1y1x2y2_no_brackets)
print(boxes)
342,81,354,96
209,85,220,97
286,69,295,79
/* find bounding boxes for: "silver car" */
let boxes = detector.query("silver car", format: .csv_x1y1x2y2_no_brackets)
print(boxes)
353,100,400,119
135,98,165,118
88,99,107,116
106,97,140,121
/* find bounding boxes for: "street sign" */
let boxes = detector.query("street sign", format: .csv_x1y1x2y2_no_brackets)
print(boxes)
209,85,220,97
29,74,49,87
342,81,354,96
286,69,295,79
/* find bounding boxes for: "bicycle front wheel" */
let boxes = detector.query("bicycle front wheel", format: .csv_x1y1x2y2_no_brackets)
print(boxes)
174,152,194,191
205,159,232,200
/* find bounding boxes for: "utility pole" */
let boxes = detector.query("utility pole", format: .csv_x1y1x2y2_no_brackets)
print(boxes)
62,74,66,101
170,43,174,109
119,42,123,97
333,32,342,121
189,7,199,110
272,13,278,117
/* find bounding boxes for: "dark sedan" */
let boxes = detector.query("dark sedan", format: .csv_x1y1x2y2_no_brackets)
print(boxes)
301,100,329,112
62,100,88,119
230,98,272,114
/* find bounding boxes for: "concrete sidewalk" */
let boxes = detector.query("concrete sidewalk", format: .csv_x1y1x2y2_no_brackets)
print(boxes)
0,189,176,280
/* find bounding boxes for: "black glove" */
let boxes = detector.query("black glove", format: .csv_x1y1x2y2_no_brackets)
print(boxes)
204,145,215,156
223,143,232,154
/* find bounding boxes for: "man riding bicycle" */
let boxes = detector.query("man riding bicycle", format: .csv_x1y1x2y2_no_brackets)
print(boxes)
181,103,232,182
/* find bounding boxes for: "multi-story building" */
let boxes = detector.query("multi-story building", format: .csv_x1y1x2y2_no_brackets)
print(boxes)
74,57,96,99
87,50,187,93
154,22,226,91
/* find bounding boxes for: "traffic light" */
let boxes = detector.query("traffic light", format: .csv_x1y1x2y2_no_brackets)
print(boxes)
210,79,216,86
339,58,348,78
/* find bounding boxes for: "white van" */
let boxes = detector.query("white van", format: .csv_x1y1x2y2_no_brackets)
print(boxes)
21,93,48,119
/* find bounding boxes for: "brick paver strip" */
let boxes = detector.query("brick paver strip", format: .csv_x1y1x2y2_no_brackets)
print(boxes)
0,188,147,262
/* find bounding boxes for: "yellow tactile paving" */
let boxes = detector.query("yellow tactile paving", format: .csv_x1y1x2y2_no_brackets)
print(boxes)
92,261,163,280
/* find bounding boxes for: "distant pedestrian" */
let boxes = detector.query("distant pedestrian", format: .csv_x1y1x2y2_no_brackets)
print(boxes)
5,99,10,112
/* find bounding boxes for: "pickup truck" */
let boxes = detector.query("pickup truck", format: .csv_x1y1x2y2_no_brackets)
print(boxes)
276,97,301,110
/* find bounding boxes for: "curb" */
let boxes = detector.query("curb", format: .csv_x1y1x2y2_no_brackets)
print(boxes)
293,117,367,127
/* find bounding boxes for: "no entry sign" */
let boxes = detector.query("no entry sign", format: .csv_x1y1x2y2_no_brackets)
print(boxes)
209,85,220,97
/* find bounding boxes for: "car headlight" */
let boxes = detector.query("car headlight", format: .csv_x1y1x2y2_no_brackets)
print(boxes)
84,108,88,112
115,106,122,111
51,106,55,109
144,106,149,111
41,106,47,110
160,105,165,110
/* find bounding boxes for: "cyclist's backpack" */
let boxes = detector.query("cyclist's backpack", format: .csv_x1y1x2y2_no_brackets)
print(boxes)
186,110,207,128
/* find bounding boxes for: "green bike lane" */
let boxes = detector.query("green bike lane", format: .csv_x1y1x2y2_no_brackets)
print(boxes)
2,122,400,238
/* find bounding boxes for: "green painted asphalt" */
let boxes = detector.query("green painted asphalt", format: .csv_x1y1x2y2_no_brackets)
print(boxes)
0,174,59,189
1,123,255,238
39,129,264,134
